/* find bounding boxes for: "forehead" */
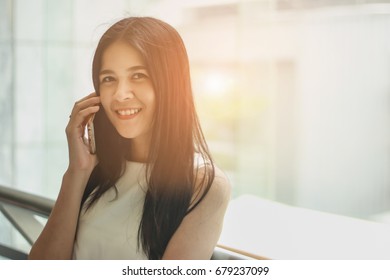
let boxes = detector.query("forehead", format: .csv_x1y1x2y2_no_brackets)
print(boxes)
101,40,145,69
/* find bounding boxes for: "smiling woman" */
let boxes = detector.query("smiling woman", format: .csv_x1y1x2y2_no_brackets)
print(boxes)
27,17,231,260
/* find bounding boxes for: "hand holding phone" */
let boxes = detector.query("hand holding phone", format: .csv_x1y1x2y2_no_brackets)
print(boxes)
87,114,96,154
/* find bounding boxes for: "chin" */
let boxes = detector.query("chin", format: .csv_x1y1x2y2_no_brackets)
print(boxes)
117,131,137,139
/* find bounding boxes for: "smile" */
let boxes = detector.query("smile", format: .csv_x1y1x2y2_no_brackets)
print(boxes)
115,108,142,119
116,108,142,116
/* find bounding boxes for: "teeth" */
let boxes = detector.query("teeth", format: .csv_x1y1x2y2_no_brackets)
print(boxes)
117,108,141,116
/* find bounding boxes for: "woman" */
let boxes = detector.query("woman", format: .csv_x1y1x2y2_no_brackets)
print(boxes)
29,17,231,260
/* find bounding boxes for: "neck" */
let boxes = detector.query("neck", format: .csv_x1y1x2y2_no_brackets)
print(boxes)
127,136,150,163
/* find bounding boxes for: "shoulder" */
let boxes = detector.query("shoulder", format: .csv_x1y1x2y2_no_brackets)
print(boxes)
192,164,231,212
208,165,231,204
162,163,231,259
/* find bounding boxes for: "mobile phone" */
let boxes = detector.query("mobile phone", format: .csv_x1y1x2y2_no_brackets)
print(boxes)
87,114,96,154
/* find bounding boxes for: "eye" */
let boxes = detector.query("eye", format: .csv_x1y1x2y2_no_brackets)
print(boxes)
132,72,148,80
100,76,115,84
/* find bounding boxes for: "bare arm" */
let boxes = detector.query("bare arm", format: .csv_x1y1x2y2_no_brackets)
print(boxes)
162,166,231,260
28,93,100,259
28,170,89,259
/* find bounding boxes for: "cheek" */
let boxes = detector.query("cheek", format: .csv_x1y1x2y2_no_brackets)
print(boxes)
142,89,156,111
147,95,156,110
99,94,111,112
145,97,156,118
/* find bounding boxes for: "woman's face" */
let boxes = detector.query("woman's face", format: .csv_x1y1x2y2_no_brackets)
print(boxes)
99,40,155,143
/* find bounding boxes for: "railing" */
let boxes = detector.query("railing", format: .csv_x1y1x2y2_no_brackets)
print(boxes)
0,185,251,260
0,185,54,259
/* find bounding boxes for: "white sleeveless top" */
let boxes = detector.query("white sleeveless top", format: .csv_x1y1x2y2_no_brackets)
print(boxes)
73,161,148,260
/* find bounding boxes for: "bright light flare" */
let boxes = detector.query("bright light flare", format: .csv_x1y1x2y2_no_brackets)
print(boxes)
202,71,235,97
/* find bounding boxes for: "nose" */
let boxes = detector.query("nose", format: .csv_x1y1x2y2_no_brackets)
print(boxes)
114,80,135,101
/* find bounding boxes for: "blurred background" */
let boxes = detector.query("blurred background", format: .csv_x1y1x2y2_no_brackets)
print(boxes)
1,0,390,244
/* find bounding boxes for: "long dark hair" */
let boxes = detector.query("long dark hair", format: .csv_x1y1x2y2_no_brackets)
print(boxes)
81,17,215,259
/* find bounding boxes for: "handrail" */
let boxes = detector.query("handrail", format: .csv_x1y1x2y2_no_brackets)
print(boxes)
0,244,27,260
0,185,54,216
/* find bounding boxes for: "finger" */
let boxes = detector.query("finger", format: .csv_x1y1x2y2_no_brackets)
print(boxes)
74,96,100,109
66,105,100,137
71,93,99,113
71,96,100,118
75,92,98,104
73,105,100,124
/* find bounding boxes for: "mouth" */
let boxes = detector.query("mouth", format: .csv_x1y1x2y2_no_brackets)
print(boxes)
115,108,142,119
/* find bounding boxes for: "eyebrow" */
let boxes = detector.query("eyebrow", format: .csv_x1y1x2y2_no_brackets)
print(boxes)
99,65,148,76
